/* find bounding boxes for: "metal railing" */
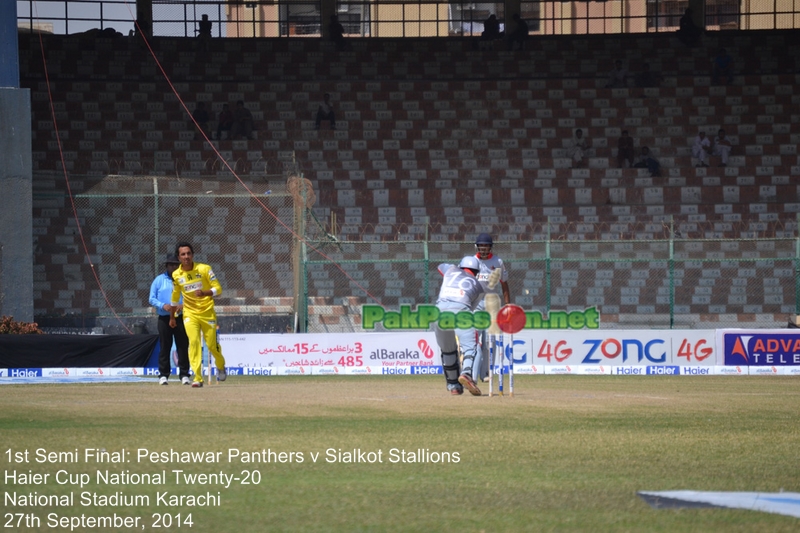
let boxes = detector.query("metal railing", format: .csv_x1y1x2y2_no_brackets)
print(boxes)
17,0,800,37
32,176,299,320
300,216,800,331
29,176,800,332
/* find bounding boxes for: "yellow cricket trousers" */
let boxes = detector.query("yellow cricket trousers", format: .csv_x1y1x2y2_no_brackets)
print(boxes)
184,312,225,382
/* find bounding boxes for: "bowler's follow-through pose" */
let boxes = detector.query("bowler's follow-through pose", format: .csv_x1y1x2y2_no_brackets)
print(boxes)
170,242,227,387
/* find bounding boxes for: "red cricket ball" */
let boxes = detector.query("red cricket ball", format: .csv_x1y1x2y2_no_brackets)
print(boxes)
497,304,526,334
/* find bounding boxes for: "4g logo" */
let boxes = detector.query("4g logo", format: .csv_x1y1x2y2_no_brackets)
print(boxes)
676,338,713,361
536,340,572,363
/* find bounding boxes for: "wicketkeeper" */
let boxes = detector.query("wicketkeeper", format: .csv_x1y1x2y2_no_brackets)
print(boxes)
472,233,510,382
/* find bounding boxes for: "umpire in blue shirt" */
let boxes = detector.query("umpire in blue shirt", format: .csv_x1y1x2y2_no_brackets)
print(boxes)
149,254,190,385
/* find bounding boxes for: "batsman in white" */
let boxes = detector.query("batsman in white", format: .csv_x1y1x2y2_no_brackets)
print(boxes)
434,256,486,396
471,233,510,383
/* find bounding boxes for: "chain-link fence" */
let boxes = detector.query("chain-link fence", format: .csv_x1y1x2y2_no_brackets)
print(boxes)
33,176,303,326
31,179,800,333
301,223,800,332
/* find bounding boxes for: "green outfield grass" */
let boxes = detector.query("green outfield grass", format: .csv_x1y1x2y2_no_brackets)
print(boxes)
1,376,799,532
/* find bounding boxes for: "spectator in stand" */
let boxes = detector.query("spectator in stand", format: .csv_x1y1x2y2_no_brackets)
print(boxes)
191,102,210,140
481,14,501,41
328,15,349,51
692,131,711,167
633,146,661,177
634,62,662,88
507,13,528,51
315,93,336,130
712,48,734,85
605,59,630,88
215,103,233,140
617,130,635,168
566,128,593,168
712,128,732,167
677,8,702,47
230,100,254,140
197,14,212,52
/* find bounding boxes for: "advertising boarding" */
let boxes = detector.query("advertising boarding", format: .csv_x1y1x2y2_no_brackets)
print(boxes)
217,330,718,376
218,332,441,375
717,329,800,375
504,329,716,375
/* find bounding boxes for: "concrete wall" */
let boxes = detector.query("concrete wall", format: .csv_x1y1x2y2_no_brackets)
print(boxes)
0,89,33,322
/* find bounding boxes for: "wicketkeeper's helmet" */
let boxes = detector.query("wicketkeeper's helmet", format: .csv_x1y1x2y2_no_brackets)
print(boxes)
475,233,493,246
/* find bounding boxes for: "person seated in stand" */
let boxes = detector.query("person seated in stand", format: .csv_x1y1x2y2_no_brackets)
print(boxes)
215,103,233,140
566,128,593,168
712,48,734,85
692,130,711,167
230,100,254,140
315,93,336,130
634,62,663,88
605,59,630,88
617,130,635,168
191,102,210,140
712,128,732,167
633,146,661,177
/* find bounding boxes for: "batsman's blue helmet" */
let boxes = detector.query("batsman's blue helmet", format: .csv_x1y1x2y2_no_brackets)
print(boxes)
459,256,481,271
475,233,493,246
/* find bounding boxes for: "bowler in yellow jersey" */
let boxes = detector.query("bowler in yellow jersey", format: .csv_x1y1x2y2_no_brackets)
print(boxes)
169,242,227,387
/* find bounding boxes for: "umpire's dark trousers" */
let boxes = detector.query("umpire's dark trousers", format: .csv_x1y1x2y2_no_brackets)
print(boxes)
157,314,190,379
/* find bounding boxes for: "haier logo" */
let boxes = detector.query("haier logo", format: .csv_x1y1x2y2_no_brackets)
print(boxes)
582,338,666,364
411,366,442,375
646,366,679,375
145,367,160,376
614,367,644,375
244,368,273,376
682,367,710,375
381,367,408,374
11,368,42,377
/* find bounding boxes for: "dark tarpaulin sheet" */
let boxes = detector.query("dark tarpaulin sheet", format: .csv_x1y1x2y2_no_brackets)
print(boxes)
0,335,158,368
